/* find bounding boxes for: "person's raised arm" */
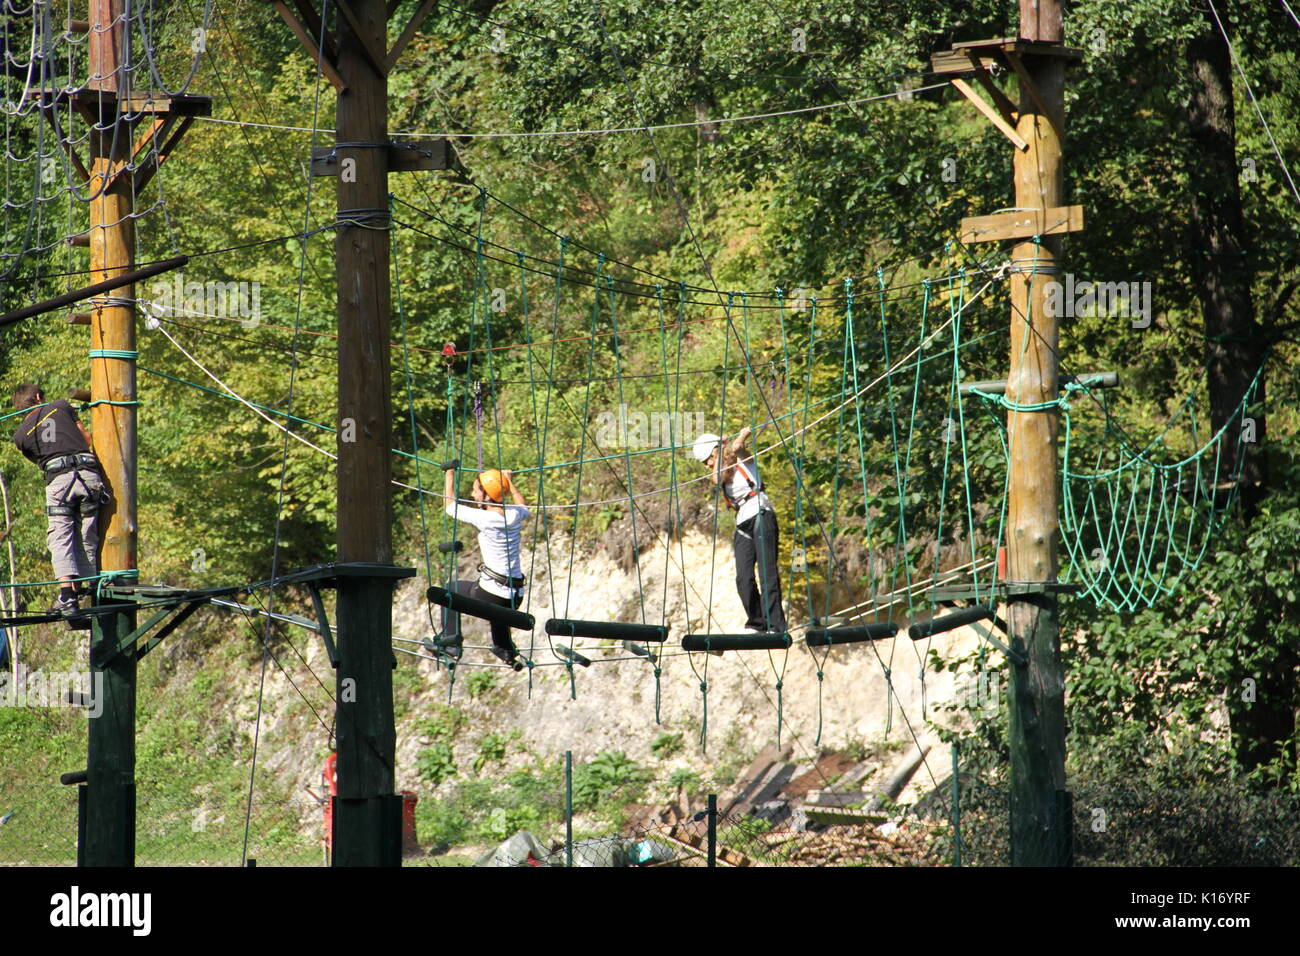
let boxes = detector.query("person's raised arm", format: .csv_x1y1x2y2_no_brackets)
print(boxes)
502,470,527,507
726,425,752,459
444,466,457,509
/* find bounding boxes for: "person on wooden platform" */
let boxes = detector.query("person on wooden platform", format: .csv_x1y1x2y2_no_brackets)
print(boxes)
440,465,530,669
10,383,110,618
692,426,788,634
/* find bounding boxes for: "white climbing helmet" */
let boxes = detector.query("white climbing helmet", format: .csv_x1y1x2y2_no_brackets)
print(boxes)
692,433,721,462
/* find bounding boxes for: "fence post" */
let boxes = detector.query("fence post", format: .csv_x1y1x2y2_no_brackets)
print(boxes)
565,751,573,868
707,793,717,868
951,742,962,867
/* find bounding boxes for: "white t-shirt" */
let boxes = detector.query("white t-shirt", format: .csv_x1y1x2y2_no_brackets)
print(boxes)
726,454,771,525
446,501,531,599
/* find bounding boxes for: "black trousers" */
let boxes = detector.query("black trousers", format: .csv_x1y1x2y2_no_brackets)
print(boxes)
443,579,521,650
734,508,788,633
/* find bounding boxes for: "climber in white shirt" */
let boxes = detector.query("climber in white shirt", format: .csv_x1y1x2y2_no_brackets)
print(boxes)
692,426,788,633
441,465,531,668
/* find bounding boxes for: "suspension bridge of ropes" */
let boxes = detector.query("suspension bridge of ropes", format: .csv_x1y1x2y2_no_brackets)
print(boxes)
0,0,1274,867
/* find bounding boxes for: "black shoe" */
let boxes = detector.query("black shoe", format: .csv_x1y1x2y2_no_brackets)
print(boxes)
50,594,81,618
491,645,523,671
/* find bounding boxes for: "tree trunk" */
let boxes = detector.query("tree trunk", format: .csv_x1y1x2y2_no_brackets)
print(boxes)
1187,17,1266,514
1187,15,1294,776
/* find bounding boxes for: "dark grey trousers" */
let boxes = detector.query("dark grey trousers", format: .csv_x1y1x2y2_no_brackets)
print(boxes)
45,469,107,581
734,508,788,633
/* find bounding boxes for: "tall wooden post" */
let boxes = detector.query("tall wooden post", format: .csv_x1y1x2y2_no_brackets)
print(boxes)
84,0,138,868
1005,0,1069,865
331,0,401,867
267,0,448,865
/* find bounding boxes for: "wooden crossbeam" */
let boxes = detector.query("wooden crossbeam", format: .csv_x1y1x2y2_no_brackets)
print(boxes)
310,140,447,175
272,0,346,91
959,204,1084,244
134,116,196,193
968,57,1018,125
950,78,1028,151
931,37,1083,73
386,0,437,72
128,117,169,172
291,0,339,61
1004,50,1066,142
33,100,92,184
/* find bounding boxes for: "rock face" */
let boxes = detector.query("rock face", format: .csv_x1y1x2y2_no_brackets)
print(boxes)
390,528,987,803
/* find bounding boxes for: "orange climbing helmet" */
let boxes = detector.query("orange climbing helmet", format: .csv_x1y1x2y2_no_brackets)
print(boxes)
478,469,506,502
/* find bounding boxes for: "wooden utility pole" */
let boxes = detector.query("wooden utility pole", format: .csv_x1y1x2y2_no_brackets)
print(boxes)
36,0,210,865
272,0,443,865
1004,0,1069,866
934,0,1079,865
332,0,400,868
84,0,140,868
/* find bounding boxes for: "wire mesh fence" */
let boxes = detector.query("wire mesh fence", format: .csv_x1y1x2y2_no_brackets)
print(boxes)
915,779,1300,867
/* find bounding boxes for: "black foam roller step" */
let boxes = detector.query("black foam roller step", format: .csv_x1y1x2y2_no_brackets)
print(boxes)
907,606,994,640
544,618,668,642
437,540,464,553
805,621,899,646
426,585,534,631
682,633,792,652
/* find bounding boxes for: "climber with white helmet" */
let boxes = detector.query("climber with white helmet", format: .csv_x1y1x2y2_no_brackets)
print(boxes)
440,465,530,668
691,426,788,633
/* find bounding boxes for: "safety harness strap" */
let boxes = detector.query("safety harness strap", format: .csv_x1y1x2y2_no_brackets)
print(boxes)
478,563,526,590
724,457,764,511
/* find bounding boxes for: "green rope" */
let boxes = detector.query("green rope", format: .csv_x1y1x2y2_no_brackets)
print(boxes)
89,349,138,359
518,248,544,695
391,199,434,591
1,569,136,590
699,680,708,752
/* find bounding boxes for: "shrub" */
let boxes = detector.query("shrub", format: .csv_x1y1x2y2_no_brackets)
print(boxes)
417,743,457,786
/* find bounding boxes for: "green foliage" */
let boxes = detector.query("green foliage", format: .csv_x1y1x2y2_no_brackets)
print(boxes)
416,743,457,787
463,670,500,699
474,733,509,774
572,750,653,813
668,768,702,795
650,731,684,758
418,706,465,741
417,760,566,849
